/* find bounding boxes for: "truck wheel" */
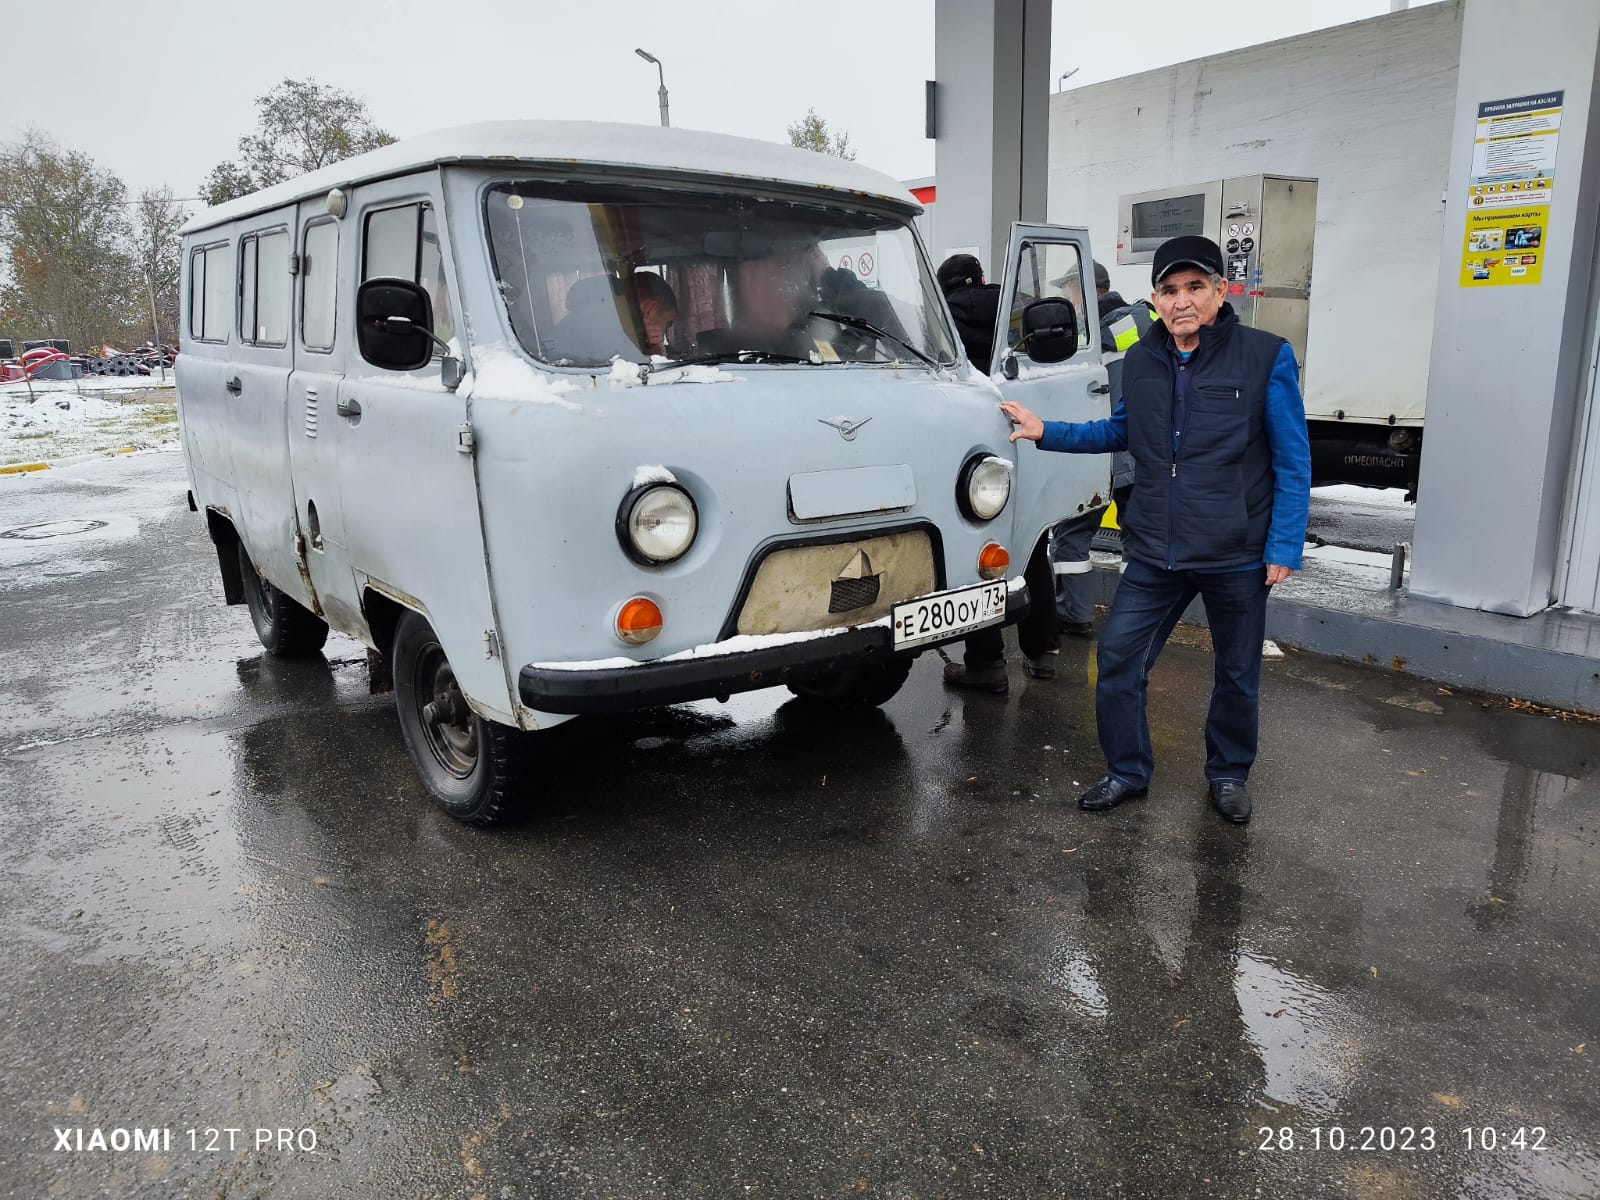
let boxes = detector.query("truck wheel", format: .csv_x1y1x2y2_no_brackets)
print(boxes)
238,543,329,656
787,656,913,708
392,611,528,825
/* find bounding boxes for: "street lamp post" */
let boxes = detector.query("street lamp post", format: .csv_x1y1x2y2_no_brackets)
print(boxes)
1057,67,1080,92
635,48,670,128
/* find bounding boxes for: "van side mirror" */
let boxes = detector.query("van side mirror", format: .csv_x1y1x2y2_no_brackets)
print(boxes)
357,278,437,372
1017,297,1078,365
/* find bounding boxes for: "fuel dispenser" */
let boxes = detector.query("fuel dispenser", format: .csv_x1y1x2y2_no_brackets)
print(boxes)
1116,175,1318,365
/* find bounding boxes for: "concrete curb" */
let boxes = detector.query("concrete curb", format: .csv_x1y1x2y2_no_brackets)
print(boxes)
1087,562,1600,714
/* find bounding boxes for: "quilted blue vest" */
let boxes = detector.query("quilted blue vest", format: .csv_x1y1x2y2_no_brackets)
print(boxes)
1120,304,1284,570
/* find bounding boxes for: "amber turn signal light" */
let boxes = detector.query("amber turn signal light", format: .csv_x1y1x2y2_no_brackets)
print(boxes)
616,597,664,645
978,543,1010,580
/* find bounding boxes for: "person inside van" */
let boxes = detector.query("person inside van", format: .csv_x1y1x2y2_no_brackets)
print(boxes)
630,271,678,357
547,271,678,363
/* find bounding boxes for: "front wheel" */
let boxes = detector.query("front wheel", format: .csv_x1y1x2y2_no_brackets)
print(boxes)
392,611,529,825
786,656,914,708
238,542,328,657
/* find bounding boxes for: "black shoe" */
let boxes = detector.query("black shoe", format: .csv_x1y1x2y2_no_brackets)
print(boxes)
942,660,1009,695
1208,780,1252,824
1077,775,1148,812
1060,619,1094,638
1022,653,1057,680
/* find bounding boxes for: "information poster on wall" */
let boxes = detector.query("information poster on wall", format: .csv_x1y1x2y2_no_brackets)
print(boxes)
1460,91,1562,287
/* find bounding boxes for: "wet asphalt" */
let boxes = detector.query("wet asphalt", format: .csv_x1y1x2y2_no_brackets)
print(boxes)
0,452,1596,1200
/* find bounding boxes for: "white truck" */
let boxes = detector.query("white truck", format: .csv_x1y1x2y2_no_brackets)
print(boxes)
1045,0,1463,496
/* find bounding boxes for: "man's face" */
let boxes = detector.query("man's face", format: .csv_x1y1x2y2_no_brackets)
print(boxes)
639,299,675,354
1151,268,1225,339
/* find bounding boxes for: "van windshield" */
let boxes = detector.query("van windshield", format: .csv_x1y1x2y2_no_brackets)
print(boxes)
483,182,957,369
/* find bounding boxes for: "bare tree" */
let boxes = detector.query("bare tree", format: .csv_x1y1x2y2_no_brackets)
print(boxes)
786,109,856,160
202,77,396,206
0,128,143,352
133,187,189,346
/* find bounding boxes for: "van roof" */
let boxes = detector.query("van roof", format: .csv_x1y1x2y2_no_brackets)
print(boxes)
181,120,922,235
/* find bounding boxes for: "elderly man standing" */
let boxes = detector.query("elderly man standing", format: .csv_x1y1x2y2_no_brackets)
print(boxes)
1000,236,1310,824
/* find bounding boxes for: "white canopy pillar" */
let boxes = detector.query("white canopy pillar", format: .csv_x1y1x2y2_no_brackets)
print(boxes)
930,0,1052,274
1410,0,1600,615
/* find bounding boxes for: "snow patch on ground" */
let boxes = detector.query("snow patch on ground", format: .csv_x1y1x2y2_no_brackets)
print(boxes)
1,380,178,466
1301,543,1398,569
1312,484,1412,508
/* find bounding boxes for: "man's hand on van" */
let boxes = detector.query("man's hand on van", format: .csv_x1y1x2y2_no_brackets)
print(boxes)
999,400,1043,443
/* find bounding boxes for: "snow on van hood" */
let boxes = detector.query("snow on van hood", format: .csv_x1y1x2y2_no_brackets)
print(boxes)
609,357,737,387
464,345,583,410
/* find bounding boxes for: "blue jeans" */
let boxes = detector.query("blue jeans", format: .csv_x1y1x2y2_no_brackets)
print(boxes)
1096,560,1270,789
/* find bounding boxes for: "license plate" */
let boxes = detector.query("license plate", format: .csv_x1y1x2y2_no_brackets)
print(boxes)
892,581,1007,650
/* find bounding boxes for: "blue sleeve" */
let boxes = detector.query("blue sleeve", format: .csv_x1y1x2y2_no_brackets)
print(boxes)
1263,343,1312,569
1038,402,1128,454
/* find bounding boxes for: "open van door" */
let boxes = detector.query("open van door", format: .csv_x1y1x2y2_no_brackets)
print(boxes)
989,223,1112,559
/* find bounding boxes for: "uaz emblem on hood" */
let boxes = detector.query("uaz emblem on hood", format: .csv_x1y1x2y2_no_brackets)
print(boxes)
819,416,873,441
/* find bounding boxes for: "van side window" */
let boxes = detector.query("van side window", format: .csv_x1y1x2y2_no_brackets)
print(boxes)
238,229,290,346
301,221,338,352
189,242,231,343
362,202,453,356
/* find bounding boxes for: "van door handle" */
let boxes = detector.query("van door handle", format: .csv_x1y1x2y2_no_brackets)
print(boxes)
336,397,362,419
1089,381,1111,395
225,376,242,396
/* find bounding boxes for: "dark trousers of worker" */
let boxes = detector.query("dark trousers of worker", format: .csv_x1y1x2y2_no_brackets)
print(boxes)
1049,514,1099,626
1095,559,1270,789
964,539,1059,665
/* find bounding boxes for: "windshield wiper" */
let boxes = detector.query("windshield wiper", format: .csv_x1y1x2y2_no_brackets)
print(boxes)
658,349,815,367
806,311,940,370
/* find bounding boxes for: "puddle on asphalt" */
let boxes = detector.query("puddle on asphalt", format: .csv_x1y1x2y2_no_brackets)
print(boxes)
1235,950,1349,1115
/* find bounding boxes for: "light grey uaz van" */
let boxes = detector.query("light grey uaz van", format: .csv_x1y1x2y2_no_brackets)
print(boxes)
177,121,1109,823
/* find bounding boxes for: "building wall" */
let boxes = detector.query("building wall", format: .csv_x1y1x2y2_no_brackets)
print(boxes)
1046,1,1463,424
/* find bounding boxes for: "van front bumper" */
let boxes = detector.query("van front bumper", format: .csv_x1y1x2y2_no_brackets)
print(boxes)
518,584,1029,715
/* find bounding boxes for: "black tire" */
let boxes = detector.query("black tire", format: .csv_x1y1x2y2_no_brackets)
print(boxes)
237,542,329,656
786,655,914,708
392,611,529,825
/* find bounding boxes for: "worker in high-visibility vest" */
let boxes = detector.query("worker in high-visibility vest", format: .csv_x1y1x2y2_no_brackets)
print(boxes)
1047,262,1159,635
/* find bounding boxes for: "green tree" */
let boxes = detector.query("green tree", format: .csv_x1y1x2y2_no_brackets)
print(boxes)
786,108,856,160
201,77,396,206
0,128,143,352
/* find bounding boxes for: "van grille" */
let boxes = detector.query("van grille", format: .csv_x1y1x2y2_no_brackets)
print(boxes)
304,394,318,438
732,529,936,636
828,575,881,613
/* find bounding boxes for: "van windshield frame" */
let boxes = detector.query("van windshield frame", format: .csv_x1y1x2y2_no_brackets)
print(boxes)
481,180,956,370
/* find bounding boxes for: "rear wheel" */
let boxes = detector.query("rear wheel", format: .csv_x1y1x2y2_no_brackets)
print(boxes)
238,542,328,656
786,656,914,708
392,611,529,825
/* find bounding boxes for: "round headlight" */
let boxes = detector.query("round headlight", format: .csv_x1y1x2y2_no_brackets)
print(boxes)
622,485,698,564
960,455,1012,521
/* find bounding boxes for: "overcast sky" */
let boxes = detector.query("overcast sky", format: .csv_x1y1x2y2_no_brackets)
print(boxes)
4,0,1439,202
